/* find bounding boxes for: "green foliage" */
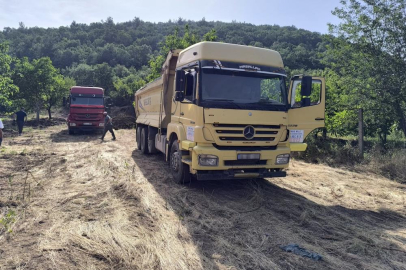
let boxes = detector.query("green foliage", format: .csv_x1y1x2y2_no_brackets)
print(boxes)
12,57,68,119
147,25,202,82
325,0,406,143
0,43,19,112
0,209,16,234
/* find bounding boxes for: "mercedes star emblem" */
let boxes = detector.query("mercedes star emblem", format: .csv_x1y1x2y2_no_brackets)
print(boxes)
243,125,255,140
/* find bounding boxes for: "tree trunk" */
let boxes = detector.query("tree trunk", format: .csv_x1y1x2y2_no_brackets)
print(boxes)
36,109,40,124
322,128,327,139
394,102,406,137
47,107,52,119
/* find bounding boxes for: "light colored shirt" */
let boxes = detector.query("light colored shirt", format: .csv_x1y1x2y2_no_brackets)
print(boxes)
0,119,4,129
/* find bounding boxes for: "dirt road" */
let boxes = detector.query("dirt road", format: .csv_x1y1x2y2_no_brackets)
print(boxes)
1,125,405,270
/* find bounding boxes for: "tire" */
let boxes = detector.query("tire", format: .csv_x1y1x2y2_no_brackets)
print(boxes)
136,126,142,150
68,128,74,135
148,130,158,154
140,127,148,154
169,141,191,184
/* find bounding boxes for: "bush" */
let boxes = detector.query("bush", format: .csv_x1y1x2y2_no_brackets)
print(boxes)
294,133,406,183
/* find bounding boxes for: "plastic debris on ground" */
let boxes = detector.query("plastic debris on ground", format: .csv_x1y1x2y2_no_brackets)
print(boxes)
280,244,323,261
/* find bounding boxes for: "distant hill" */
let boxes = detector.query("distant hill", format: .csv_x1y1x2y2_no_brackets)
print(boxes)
0,17,327,73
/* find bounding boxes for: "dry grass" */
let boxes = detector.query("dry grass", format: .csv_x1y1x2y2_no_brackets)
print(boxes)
0,125,405,270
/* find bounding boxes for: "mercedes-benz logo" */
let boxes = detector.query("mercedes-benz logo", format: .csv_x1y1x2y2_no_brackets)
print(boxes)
85,114,90,118
243,125,255,140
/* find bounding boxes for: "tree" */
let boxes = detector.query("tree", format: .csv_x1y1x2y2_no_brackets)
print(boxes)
147,25,216,82
327,0,406,141
13,57,60,122
0,43,18,113
45,76,76,119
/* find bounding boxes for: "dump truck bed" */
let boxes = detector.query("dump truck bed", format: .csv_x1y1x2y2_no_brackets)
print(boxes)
135,50,180,129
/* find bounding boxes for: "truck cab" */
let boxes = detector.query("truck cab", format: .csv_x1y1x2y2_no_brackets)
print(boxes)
135,42,325,183
67,86,107,134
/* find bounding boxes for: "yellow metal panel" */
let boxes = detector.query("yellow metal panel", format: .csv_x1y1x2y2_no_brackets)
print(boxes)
288,77,325,140
290,143,308,152
178,42,284,68
181,140,196,150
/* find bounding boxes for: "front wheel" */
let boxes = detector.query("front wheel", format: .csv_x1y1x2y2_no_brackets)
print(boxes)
170,141,191,184
68,128,74,135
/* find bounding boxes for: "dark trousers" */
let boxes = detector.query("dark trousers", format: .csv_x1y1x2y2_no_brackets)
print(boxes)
0,138,2,146
102,125,115,139
17,121,24,134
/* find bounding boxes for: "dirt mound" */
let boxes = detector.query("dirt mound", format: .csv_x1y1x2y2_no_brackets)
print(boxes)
25,117,66,127
110,106,136,129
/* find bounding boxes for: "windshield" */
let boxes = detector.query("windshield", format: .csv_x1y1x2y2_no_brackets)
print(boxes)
71,97,104,105
201,69,287,110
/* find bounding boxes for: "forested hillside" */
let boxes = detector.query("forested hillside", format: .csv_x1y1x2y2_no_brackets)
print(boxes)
0,18,327,115
0,18,325,71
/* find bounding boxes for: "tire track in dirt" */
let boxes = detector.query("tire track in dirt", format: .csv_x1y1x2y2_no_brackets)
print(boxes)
1,126,405,270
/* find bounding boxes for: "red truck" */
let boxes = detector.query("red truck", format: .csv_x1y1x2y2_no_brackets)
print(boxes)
67,86,108,134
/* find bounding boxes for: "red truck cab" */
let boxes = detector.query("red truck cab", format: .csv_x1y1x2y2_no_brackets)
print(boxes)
67,86,106,134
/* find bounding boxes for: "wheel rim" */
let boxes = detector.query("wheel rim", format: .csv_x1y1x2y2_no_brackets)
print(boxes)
171,151,180,172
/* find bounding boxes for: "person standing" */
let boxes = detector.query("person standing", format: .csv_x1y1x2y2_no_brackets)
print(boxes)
0,118,3,146
101,112,116,141
14,107,27,136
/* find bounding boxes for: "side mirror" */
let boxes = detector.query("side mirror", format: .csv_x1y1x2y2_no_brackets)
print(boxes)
175,92,185,102
175,70,186,93
301,76,312,97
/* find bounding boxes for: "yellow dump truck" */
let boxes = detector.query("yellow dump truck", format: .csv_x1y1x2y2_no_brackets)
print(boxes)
135,42,325,183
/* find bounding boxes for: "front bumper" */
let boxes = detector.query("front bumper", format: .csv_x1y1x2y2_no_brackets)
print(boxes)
67,121,104,130
188,144,290,173
196,169,286,180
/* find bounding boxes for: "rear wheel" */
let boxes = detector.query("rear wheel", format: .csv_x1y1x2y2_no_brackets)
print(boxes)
148,130,158,154
170,141,191,184
136,126,142,150
140,127,148,154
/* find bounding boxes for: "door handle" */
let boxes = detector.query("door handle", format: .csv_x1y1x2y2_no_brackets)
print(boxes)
315,118,324,121
180,112,184,116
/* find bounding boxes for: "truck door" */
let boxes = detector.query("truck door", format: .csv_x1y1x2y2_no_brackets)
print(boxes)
287,76,325,151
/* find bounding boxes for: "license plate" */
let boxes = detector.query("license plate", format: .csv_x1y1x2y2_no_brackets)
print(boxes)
237,153,260,160
83,123,92,126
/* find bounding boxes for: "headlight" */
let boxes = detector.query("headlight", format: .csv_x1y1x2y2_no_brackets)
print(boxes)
199,155,218,166
99,123,104,126
276,154,290,164
69,123,76,127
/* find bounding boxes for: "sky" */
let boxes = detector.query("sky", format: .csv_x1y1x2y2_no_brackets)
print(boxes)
0,0,342,33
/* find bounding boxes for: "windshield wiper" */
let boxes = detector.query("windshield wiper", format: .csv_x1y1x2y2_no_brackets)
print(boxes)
203,98,242,109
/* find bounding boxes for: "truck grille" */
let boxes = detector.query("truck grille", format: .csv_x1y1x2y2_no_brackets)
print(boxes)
75,114,101,121
219,137,275,141
212,123,281,144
